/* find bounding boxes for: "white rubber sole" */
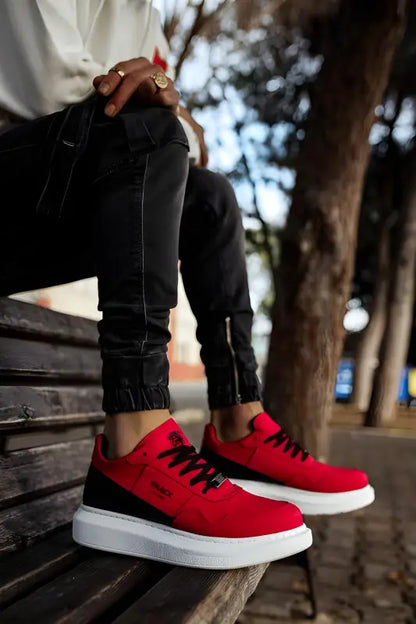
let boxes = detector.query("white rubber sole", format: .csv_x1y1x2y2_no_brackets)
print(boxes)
231,480,375,515
72,504,312,569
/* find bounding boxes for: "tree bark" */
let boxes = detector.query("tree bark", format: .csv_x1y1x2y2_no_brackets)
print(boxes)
365,163,416,426
351,225,390,411
263,0,406,459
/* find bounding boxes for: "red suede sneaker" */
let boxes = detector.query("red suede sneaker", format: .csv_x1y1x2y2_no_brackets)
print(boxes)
73,418,312,569
201,412,375,515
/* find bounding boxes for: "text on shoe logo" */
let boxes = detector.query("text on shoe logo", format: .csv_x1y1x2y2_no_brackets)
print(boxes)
151,481,173,498
168,431,184,448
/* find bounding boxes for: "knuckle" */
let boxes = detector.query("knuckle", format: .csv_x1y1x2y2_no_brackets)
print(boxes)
137,70,154,84
124,58,143,68
123,73,140,88
130,57,152,70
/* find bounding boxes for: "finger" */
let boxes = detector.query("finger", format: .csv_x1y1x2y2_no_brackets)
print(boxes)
97,58,151,98
135,78,179,109
104,71,146,116
104,64,166,116
96,69,124,97
135,78,158,101
93,75,106,89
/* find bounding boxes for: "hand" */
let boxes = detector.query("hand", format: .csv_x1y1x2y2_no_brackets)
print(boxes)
178,106,209,167
93,57,180,117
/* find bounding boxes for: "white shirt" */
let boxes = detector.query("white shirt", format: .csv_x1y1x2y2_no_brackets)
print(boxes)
0,0,200,160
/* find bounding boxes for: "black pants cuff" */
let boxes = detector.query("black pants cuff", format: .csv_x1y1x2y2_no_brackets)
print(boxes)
206,367,263,410
102,384,170,414
102,355,170,414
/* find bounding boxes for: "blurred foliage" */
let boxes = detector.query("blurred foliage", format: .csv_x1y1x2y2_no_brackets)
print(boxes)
353,4,416,306
183,13,328,303
163,0,416,330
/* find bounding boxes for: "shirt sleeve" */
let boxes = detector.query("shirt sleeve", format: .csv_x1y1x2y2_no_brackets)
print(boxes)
0,0,103,118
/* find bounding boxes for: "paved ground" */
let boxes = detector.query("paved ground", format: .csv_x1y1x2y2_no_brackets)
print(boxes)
237,428,416,624
174,382,416,623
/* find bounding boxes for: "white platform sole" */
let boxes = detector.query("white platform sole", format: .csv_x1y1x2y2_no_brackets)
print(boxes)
231,480,375,515
72,504,312,569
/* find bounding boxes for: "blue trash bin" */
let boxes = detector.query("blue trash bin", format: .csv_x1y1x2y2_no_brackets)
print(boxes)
397,367,409,403
335,360,354,400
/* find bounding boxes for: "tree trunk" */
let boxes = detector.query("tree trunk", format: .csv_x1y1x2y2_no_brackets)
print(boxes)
351,225,390,411
263,0,406,460
365,167,416,426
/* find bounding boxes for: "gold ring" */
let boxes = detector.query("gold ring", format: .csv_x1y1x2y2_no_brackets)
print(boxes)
109,66,125,79
151,71,169,92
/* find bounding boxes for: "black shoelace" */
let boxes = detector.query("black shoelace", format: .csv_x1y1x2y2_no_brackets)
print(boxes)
264,429,309,461
157,444,227,494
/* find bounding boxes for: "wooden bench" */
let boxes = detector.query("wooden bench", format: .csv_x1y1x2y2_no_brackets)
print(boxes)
0,296,270,623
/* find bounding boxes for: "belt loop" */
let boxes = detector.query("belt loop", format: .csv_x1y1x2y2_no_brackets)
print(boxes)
35,99,97,219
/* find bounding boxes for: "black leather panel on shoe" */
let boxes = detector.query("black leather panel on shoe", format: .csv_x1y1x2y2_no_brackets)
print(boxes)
82,465,174,526
200,447,284,485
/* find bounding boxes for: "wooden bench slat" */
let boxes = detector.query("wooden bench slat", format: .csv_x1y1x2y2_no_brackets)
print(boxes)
0,299,271,624
0,529,83,607
0,551,160,624
0,439,93,509
0,386,103,431
0,486,82,555
0,297,99,346
5,425,98,453
0,337,101,382
113,563,269,624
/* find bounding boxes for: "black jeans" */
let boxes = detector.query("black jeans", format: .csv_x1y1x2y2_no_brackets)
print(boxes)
0,98,262,412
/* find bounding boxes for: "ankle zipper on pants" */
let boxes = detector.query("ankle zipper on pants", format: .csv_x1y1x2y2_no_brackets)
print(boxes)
225,316,242,405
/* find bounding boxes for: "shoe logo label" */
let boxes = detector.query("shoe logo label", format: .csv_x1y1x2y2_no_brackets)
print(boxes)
211,473,227,488
151,480,173,498
168,431,184,448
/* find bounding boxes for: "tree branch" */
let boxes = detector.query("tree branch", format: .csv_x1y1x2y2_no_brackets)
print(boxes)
174,0,232,78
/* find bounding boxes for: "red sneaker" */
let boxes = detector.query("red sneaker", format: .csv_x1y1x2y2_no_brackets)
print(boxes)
73,418,312,569
201,412,375,515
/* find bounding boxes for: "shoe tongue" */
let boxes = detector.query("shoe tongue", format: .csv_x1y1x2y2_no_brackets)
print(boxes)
135,418,233,492
136,418,192,455
251,412,282,435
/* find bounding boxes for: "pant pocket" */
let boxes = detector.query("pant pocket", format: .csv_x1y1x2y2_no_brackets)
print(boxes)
120,106,189,155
